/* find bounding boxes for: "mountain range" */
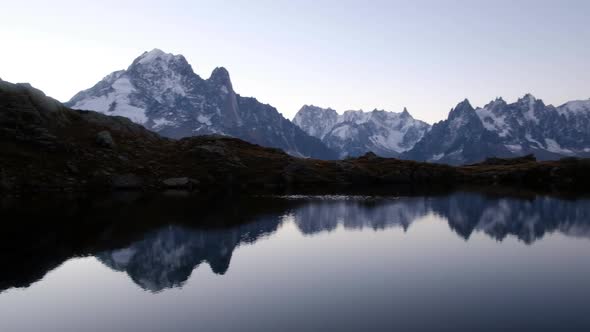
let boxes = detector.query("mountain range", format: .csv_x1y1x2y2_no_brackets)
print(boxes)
65,49,590,164
404,95,590,164
294,96,590,164
293,105,430,158
66,49,336,159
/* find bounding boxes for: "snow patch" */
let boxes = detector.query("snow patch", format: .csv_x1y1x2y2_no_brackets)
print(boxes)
152,118,175,129
138,49,181,65
370,131,404,151
449,114,467,132
544,138,573,154
331,124,353,140
431,153,445,161
342,110,372,124
72,76,148,124
524,96,539,123
197,114,212,126
557,100,590,116
525,134,544,148
476,107,510,137
505,144,523,153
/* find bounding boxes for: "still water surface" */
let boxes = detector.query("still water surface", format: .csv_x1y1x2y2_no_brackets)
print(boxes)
1,192,590,331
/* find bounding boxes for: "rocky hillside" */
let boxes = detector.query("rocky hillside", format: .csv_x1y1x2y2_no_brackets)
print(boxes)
66,49,336,159
293,105,430,158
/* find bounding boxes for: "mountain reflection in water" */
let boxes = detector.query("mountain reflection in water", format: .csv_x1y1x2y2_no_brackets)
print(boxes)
2,191,590,293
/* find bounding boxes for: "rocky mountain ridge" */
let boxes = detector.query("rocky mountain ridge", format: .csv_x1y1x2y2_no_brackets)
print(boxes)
64,48,590,164
293,105,430,158
66,49,336,159
404,95,590,164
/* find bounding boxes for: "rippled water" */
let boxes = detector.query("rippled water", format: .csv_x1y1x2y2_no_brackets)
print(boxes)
1,192,590,331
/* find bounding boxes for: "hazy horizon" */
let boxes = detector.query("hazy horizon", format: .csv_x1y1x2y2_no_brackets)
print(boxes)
2,0,590,123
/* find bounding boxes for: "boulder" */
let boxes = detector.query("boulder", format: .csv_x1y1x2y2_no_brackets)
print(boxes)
162,177,199,190
96,130,115,148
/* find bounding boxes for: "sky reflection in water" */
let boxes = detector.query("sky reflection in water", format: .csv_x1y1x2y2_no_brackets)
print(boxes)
1,192,590,332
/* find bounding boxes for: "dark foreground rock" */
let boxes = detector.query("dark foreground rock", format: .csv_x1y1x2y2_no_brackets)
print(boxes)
2,79,590,194
96,130,115,148
162,177,199,190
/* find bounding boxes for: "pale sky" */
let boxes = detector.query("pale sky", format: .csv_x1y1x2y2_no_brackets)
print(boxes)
2,0,589,124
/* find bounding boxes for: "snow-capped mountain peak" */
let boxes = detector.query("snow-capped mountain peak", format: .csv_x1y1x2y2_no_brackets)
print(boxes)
66,49,336,159
405,94,590,165
292,105,339,139
483,97,507,110
293,105,430,158
448,99,474,119
557,99,590,116
135,48,186,65
519,93,536,102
